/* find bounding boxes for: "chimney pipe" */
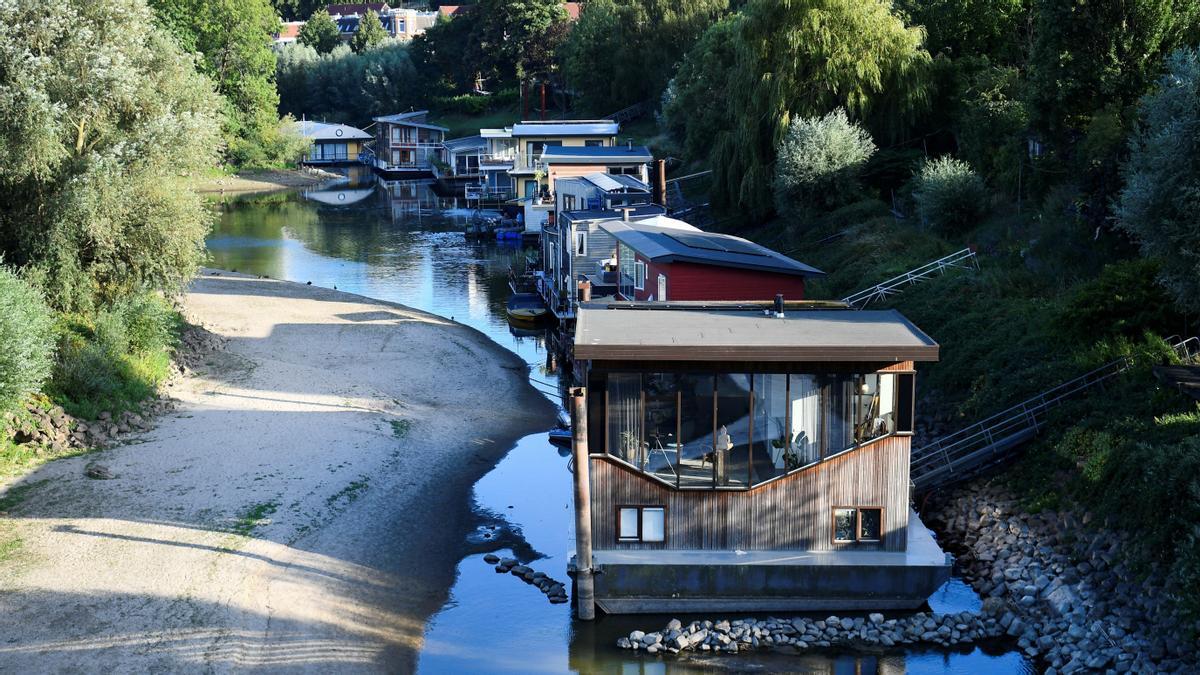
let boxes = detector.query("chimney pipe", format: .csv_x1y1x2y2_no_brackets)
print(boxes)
619,207,634,222
774,293,785,318
578,279,592,302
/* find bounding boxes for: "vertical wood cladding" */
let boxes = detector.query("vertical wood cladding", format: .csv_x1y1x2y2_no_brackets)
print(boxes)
589,434,911,552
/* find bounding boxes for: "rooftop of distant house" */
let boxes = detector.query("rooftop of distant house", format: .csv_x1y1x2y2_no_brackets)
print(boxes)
540,145,652,164
439,2,581,20
511,120,619,137
575,306,939,363
443,135,486,151
326,2,388,16
599,218,826,278
293,120,372,141
276,21,304,40
373,110,449,131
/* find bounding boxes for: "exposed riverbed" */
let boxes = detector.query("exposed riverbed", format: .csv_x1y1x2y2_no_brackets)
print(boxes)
209,169,1034,674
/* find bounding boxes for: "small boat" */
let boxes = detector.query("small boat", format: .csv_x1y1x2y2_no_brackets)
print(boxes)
548,428,572,449
506,293,548,322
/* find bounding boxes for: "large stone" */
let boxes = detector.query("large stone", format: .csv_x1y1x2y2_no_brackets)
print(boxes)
1046,585,1080,617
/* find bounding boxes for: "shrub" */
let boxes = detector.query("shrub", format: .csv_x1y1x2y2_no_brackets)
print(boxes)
774,109,877,217
1057,259,1181,341
0,267,55,414
114,294,179,355
912,156,988,233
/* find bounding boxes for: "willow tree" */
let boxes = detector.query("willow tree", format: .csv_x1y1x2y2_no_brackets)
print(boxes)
0,0,223,311
710,0,931,220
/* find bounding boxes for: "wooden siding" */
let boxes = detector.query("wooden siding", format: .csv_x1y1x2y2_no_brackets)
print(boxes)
631,259,808,303
589,435,911,552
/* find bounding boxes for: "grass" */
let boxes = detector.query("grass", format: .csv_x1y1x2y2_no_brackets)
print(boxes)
390,419,411,438
0,521,22,564
326,477,370,509
435,106,521,139
231,501,279,537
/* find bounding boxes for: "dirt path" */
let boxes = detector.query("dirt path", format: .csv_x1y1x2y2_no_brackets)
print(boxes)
0,272,555,672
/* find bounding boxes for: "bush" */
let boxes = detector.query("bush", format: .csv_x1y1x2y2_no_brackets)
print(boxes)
912,156,988,233
0,267,55,415
114,294,179,355
773,109,877,217
1057,259,1182,341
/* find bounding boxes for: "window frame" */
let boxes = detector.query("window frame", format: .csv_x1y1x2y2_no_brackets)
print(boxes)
574,231,587,257
831,506,885,544
634,260,646,290
616,505,667,543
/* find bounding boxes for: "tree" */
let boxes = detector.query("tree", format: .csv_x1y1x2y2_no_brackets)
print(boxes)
411,13,483,95
661,15,742,163
471,0,568,83
896,0,1030,63
299,9,342,54
0,0,223,311
277,43,423,127
563,0,729,113
272,0,323,20
1115,48,1200,312
351,10,388,53
912,157,988,233
149,0,285,167
710,0,931,220
773,109,877,216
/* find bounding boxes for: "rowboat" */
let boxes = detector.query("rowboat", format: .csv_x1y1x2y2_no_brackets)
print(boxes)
506,293,548,322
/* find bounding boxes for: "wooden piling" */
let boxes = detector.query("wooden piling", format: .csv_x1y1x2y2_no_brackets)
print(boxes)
571,387,596,620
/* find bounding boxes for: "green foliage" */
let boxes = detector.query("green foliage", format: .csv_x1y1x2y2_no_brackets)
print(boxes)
897,0,1030,63
149,0,285,168
773,109,877,217
912,156,988,233
0,0,222,312
0,267,55,415
227,115,312,170
411,13,482,95
299,9,341,54
953,63,1028,193
1115,48,1200,312
709,0,932,220
563,0,730,114
472,0,568,81
46,295,180,420
272,0,323,21
1058,259,1181,341
351,10,388,54
277,43,422,129
660,14,742,165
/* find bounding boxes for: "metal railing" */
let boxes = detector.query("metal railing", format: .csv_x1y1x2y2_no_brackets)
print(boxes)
910,336,1200,491
842,248,979,309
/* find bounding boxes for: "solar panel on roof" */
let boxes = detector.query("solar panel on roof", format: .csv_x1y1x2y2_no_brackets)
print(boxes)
665,232,768,257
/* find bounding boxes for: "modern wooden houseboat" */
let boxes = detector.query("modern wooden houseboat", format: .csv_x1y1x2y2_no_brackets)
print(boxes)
295,121,371,166
372,111,448,177
568,303,951,616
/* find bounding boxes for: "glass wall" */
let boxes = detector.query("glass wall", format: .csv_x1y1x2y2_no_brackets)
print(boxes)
602,370,910,490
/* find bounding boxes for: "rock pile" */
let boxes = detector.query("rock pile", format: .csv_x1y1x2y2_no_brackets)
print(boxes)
485,554,569,604
928,482,1199,674
174,322,227,373
618,607,1008,655
2,403,83,454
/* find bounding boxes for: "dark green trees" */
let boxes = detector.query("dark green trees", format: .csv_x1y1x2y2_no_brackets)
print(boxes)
299,9,342,54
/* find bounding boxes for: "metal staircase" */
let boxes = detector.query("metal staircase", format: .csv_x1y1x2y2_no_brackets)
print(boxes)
842,248,978,309
910,336,1200,492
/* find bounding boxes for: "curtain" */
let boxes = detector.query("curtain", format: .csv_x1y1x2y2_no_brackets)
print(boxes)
607,373,643,465
789,374,822,467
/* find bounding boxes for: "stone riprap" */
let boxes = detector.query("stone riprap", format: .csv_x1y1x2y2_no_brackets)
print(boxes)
487,555,569,604
928,482,1198,674
617,605,1008,655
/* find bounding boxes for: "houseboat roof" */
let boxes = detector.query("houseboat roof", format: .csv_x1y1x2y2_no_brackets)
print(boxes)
540,145,652,164
600,220,825,278
293,120,372,142
561,204,668,222
511,120,618,137
480,127,513,139
557,173,650,194
443,135,486,152
575,307,939,363
326,3,388,16
373,110,449,131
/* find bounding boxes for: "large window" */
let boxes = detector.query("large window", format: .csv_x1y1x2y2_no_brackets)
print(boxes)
602,370,912,490
618,506,665,543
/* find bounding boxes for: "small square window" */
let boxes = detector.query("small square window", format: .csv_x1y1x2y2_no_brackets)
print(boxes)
833,507,883,544
618,507,640,540
833,508,856,543
859,508,881,541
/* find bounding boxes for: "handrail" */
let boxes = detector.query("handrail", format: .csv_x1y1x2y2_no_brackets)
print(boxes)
842,248,978,309
911,336,1200,490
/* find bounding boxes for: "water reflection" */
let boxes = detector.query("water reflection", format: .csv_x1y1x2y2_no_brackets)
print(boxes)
207,172,1031,675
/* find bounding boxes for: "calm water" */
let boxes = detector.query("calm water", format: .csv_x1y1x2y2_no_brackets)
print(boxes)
207,169,1033,675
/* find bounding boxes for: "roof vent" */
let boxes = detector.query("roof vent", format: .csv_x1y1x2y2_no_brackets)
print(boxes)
774,294,785,318
619,207,635,222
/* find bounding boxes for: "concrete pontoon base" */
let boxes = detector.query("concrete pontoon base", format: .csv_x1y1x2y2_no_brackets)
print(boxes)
587,511,952,615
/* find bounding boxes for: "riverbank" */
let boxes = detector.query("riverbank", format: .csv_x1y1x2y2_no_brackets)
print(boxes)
0,270,555,671
194,167,344,194
926,480,1198,674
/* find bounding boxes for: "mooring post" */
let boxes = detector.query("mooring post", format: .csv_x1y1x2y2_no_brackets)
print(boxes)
571,386,596,620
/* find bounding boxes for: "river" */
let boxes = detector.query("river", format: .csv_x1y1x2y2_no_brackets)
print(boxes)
206,169,1032,674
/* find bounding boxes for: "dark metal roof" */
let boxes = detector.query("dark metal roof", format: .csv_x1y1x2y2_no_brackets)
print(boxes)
560,205,666,222
540,145,652,163
557,173,651,194
575,307,939,362
600,220,825,277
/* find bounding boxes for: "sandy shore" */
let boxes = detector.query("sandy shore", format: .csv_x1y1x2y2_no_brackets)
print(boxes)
0,271,555,672
194,168,343,195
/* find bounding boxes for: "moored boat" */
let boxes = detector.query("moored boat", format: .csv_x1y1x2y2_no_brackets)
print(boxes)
506,292,548,322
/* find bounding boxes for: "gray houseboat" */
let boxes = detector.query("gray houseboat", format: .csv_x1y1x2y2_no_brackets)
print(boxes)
568,302,952,616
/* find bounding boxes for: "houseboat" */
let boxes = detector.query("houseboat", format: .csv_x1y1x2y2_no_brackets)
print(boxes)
568,302,951,616
476,127,518,201
540,144,653,187
295,121,372,166
440,135,486,184
540,173,666,320
372,111,448,178
508,120,620,233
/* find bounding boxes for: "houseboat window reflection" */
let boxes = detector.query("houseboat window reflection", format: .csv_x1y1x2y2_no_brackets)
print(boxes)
789,374,823,468
751,374,789,484
854,373,897,446
607,374,643,466
834,507,883,544
715,375,751,488
643,374,680,485
677,373,716,488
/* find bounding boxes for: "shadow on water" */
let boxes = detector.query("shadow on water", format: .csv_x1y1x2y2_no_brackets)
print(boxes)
210,170,1033,675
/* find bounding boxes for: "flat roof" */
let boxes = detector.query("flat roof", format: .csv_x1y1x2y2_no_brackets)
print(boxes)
480,127,513,138
443,135,486,151
574,307,939,362
601,220,824,278
557,172,650,193
541,145,652,163
373,110,449,132
561,205,668,222
511,120,618,137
